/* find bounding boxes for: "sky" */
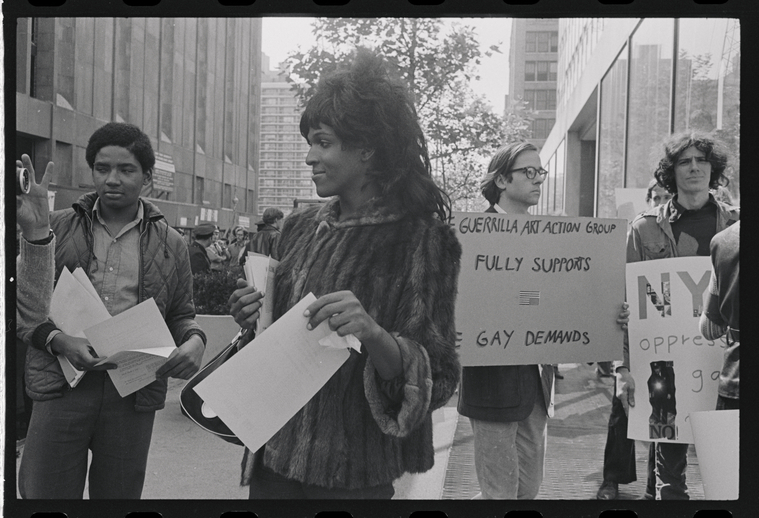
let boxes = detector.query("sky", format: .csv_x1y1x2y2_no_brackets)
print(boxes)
261,17,512,114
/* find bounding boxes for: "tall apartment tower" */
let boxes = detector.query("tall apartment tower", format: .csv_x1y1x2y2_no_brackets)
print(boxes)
508,18,559,150
257,58,319,217
15,17,263,231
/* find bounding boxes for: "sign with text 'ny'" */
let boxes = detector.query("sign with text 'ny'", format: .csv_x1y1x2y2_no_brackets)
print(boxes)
453,212,627,366
626,257,727,444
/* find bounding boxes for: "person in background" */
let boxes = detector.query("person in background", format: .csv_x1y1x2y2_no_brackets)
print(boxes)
596,178,675,378
596,131,739,501
227,225,249,266
207,226,230,271
189,223,214,275
18,122,206,499
227,48,461,499
699,221,739,411
242,207,284,263
458,141,630,499
645,178,673,209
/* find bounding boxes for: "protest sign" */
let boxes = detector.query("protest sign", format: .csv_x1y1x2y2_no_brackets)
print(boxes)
615,188,648,227
453,212,626,366
626,257,727,444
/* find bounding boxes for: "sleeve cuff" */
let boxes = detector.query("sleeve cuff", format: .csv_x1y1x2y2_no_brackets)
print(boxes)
32,322,60,351
363,333,433,438
181,328,207,348
25,230,54,245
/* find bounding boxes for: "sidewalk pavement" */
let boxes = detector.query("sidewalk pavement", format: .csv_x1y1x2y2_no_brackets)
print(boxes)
15,362,704,500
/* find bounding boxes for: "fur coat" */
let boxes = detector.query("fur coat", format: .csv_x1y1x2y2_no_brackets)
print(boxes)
240,197,462,490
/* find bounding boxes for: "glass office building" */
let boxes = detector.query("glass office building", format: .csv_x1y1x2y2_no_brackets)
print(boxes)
538,18,740,218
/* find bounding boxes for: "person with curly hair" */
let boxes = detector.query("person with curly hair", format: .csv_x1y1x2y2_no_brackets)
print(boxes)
227,48,461,499
18,122,207,499
596,131,739,501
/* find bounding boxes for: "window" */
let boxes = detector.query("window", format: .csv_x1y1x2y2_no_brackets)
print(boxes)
525,61,536,82
538,32,550,52
549,62,557,81
550,32,558,53
536,90,547,110
537,61,548,81
526,32,537,53
597,45,629,219
626,19,674,190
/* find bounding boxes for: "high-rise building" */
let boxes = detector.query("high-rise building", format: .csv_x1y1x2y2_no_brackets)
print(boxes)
538,18,740,218
508,18,559,149
257,58,319,217
15,17,263,231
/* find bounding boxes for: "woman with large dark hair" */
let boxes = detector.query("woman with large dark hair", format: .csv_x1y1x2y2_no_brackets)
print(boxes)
228,48,461,498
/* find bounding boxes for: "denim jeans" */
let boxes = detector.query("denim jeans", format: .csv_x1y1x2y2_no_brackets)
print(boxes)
653,442,689,500
248,464,395,499
602,386,679,499
18,371,155,499
470,394,548,499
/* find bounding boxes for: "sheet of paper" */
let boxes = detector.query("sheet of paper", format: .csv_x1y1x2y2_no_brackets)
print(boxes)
84,298,177,397
319,332,362,353
94,347,175,397
49,267,112,387
243,253,278,332
72,266,104,304
243,253,271,295
194,293,350,454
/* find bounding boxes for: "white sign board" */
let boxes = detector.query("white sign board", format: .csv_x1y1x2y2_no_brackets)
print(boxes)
453,212,627,366
615,188,648,226
626,257,727,444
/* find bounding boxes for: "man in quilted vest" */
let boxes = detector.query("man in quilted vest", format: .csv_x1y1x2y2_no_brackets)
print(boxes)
18,122,207,499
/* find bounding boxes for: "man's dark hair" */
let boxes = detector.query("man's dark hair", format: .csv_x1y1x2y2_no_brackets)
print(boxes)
262,207,284,225
480,141,539,206
299,48,451,222
85,122,156,172
654,132,730,194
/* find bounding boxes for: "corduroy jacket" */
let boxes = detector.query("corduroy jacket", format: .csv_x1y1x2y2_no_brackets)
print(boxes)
616,194,739,371
240,197,462,490
21,193,206,412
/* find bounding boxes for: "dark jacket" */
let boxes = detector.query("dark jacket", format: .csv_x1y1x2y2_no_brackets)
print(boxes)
240,197,461,490
189,240,211,274
457,205,554,422
22,193,206,411
244,224,281,259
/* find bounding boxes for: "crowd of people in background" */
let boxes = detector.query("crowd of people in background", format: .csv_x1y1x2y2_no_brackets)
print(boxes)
14,47,738,502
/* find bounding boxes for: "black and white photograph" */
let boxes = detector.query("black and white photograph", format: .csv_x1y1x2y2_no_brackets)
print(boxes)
7,5,749,518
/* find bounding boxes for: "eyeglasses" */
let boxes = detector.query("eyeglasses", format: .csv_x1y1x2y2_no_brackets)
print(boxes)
511,166,549,180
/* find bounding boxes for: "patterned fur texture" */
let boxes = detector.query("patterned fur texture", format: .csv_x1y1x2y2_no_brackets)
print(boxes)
241,197,461,489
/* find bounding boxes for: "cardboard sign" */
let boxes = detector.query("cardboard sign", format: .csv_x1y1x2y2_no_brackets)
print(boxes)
626,257,727,444
615,188,648,226
453,212,627,366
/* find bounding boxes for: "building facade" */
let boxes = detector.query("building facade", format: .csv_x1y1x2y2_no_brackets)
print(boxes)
15,17,263,231
257,60,319,217
509,18,559,149
538,18,740,218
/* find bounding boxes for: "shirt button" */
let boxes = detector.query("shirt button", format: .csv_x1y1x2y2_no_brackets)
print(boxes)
104,296,109,301
109,267,114,271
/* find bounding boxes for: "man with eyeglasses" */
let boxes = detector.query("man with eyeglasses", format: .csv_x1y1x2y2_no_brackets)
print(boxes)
457,141,554,500
596,131,739,501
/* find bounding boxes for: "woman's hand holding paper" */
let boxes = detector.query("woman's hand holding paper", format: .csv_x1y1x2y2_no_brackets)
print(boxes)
229,278,265,329
304,291,402,380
